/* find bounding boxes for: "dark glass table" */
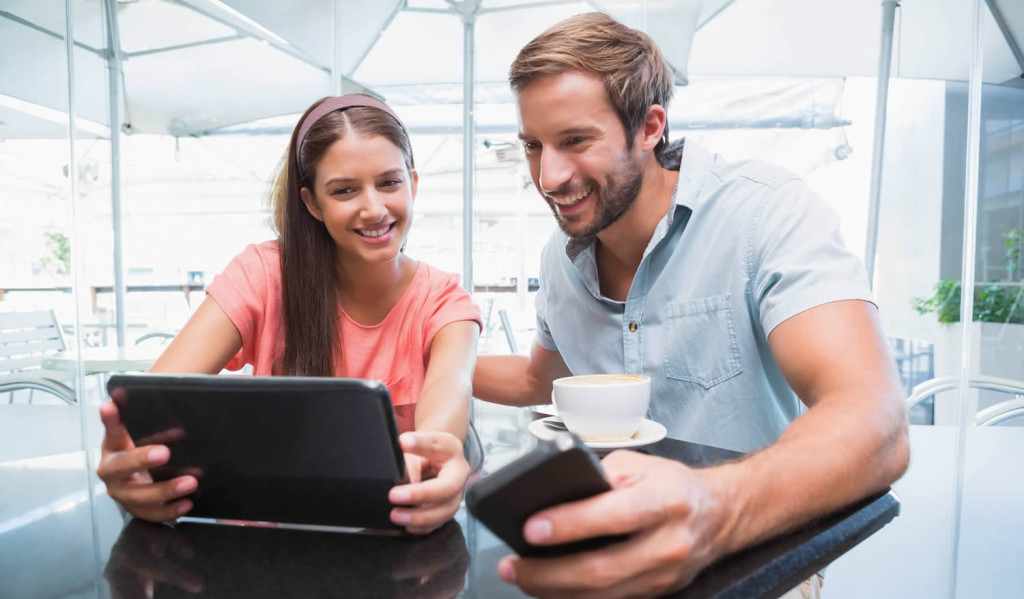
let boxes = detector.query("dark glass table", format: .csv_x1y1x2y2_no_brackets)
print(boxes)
0,434,898,598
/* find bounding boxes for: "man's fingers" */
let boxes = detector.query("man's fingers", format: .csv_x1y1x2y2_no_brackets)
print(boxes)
115,476,197,508
98,445,170,482
100,402,135,453
503,531,653,595
520,489,640,545
523,453,693,546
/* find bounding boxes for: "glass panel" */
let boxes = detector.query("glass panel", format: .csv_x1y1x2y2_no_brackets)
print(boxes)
0,2,103,596
954,0,1024,596
803,0,981,596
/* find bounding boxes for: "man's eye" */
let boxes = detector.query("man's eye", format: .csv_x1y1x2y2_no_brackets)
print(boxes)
522,141,540,151
381,179,403,188
566,137,585,146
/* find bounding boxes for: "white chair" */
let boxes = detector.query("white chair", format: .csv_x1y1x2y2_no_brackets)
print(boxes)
0,310,75,405
905,375,1024,426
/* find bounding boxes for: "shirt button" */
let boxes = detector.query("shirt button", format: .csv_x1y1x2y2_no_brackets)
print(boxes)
628,322,638,333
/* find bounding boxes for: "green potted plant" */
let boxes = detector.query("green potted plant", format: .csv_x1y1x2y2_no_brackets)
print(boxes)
913,227,1023,325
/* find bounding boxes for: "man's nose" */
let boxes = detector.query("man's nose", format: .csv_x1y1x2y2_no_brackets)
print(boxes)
539,149,573,194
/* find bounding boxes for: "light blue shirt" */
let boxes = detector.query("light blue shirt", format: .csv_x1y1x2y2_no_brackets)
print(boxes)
535,140,874,453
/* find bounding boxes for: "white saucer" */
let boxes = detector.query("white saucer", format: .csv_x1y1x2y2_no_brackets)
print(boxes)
528,417,667,451
531,404,559,417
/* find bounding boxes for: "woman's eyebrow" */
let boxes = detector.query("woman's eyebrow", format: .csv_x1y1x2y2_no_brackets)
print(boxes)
322,167,405,186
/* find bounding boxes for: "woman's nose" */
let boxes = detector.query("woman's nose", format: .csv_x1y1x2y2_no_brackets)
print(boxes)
361,190,388,221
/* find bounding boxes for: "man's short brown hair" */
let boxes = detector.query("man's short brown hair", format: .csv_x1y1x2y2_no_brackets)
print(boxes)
509,12,674,156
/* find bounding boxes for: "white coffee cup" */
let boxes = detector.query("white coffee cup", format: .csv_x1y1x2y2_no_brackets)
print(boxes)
551,374,651,442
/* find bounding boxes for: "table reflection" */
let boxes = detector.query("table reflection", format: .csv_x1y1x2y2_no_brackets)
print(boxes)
105,519,469,599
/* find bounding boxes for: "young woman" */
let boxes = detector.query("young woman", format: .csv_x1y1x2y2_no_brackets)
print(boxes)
96,95,481,535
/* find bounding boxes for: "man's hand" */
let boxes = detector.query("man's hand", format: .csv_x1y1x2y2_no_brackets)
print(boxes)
96,400,198,522
497,450,732,599
388,431,470,535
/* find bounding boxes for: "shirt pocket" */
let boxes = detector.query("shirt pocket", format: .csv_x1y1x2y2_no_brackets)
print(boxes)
663,294,742,389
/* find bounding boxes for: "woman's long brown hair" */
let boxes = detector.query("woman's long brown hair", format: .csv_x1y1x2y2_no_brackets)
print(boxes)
268,98,414,376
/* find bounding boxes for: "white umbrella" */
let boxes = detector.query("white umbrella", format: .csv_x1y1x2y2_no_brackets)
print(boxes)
2,0,1021,343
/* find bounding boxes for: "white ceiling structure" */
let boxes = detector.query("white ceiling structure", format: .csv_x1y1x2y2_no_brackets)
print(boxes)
1,0,1021,140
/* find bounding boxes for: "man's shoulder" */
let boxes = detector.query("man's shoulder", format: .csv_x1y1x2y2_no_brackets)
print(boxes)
710,156,802,192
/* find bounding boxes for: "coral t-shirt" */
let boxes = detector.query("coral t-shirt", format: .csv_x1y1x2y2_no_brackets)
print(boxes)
206,240,481,407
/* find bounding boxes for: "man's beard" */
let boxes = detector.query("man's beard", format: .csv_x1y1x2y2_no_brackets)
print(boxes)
546,153,644,241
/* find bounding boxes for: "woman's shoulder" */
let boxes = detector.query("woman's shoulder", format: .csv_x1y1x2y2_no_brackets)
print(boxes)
228,239,279,269
218,239,281,287
414,262,465,294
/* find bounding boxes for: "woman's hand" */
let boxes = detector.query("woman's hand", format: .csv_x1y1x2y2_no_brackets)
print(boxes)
388,431,470,535
105,520,204,599
96,400,198,522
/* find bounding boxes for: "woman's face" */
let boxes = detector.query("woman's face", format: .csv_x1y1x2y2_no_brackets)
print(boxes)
300,132,417,266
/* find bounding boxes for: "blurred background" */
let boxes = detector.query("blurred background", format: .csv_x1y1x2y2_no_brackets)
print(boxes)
0,1,1021,597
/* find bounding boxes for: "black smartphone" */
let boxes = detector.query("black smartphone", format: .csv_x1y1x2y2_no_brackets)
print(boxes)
465,432,628,557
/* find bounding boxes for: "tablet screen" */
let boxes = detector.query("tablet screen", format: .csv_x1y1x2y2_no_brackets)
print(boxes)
108,374,406,530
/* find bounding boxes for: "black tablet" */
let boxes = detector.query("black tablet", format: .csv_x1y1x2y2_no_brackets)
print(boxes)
107,374,407,531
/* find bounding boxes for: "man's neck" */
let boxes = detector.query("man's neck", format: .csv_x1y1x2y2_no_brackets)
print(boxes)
594,154,679,301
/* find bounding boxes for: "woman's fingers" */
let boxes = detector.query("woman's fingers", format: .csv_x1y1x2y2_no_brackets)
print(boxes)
99,401,135,453
398,431,462,462
115,476,198,508
391,495,462,532
98,445,170,483
129,499,195,524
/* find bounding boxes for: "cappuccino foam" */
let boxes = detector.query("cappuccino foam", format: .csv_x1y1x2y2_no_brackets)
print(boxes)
560,374,647,385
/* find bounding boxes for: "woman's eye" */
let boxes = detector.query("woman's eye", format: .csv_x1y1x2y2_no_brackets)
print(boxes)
522,141,540,152
380,179,403,188
332,187,354,196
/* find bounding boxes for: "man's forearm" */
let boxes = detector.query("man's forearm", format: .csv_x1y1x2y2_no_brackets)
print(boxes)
703,392,910,558
473,355,551,407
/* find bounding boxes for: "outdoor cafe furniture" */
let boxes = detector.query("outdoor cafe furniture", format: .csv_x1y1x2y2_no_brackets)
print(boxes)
0,427,898,598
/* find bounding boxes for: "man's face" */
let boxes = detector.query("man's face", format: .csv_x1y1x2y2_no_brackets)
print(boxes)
516,71,644,240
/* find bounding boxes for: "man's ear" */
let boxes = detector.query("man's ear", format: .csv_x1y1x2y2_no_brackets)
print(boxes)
638,105,667,153
299,187,324,222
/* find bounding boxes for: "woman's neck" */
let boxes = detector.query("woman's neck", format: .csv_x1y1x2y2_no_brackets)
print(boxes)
335,253,418,326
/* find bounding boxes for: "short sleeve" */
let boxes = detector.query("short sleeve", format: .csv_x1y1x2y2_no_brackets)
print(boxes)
752,180,874,335
534,247,558,351
206,242,276,368
423,271,483,347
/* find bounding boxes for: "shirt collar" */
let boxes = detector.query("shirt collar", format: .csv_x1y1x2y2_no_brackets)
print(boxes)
563,138,714,262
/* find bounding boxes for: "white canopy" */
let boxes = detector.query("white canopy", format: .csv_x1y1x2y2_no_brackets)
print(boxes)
1,0,1021,139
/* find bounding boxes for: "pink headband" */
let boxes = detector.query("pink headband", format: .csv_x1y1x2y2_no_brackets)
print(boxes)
294,94,406,163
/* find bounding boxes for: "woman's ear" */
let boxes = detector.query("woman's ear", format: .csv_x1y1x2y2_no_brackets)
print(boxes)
410,169,419,203
299,187,324,222
638,105,667,153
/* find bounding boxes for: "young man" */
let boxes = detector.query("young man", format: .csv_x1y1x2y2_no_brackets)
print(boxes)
472,12,910,599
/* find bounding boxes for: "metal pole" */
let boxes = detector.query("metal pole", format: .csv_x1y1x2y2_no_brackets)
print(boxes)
70,2,105,589
949,0,985,595
461,11,476,294
333,0,343,95
101,0,127,347
863,0,899,289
